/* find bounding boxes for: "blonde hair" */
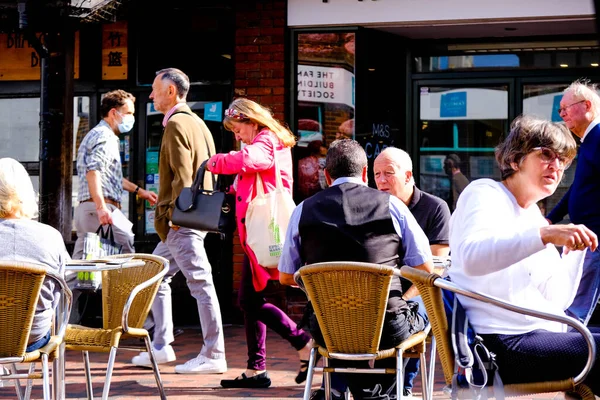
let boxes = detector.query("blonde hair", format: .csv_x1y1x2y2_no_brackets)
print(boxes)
0,158,38,219
223,98,296,147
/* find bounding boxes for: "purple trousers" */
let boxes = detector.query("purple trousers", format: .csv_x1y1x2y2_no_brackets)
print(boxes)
239,256,311,370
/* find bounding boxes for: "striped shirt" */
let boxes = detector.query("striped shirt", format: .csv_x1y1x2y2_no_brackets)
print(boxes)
76,120,123,202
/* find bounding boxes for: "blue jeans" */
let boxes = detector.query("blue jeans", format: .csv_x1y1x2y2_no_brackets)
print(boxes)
26,331,50,352
566,248,600,325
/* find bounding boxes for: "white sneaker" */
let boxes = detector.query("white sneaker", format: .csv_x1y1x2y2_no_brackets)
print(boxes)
131,345,176,367
174,354,227,374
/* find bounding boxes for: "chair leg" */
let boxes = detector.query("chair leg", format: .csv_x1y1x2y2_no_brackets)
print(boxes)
428,336,437,399
302,347,318,400
82,351,94,400
323,357,331,400
144,335,167,400
419,352,429,400
396,349,404,400
101,347,118,400
41,354,50,400
9,363,24,400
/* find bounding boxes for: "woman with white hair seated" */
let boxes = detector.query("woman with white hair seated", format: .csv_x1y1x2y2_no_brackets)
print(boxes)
0,157,71,351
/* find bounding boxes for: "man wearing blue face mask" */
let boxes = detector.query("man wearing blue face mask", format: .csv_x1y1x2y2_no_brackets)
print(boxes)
73,89,158,261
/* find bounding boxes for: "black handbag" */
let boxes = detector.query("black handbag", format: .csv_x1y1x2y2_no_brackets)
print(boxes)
171,160,236,236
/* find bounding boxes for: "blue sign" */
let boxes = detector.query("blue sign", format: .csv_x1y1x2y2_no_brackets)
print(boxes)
440,92,467,118
204,102,223,122
551,94,562,122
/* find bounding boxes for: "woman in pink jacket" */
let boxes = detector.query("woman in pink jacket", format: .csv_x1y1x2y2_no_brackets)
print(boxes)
207,98,312,389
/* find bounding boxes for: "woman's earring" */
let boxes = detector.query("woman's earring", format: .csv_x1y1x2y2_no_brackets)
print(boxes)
511,162,518,171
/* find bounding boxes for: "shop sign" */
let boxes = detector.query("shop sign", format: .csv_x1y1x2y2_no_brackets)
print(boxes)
440,91,467,118
204,102,223,122
0,32,80,81
298,65,354,108
102,21,128,80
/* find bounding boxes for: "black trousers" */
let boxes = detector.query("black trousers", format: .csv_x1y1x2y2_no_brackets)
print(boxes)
480,326,600,395
303,300,427,399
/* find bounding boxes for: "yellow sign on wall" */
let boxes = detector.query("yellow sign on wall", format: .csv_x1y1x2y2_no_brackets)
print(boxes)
0,32,80,81
102,21,128,80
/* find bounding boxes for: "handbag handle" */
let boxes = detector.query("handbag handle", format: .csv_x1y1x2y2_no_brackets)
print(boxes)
95,224,116,244
255,136,285,197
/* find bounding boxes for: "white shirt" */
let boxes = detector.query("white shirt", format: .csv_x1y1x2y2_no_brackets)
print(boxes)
582,116,600,142
448,179,585,334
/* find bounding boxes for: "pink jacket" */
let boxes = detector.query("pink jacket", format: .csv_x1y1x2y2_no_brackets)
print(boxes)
207,129,294,291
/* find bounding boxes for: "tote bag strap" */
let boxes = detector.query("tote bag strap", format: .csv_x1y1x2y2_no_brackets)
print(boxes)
254,135,285,197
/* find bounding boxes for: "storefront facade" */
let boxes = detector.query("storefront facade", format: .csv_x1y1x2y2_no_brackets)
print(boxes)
1,0,599,324
287,0,599,216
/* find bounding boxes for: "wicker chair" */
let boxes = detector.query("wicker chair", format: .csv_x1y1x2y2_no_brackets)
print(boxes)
400,266,597,399
0,260,72,400
65,253,169,400
294,261,431,400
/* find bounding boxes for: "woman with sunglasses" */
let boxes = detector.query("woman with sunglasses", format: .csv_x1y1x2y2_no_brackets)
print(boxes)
206,98,313,389
447,115,600,393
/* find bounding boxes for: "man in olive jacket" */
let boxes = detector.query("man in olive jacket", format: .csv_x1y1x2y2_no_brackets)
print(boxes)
131,67,227,375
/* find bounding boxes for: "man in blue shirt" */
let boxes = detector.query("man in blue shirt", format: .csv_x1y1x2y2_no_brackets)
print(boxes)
547,79,600,324
279,139,433,400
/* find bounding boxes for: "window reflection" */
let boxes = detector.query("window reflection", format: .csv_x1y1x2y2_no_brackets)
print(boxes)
295,32,356,202
523,83,576,219
419,86,508,211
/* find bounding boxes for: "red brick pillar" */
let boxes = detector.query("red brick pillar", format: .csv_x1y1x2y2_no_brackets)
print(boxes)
230,0,299,321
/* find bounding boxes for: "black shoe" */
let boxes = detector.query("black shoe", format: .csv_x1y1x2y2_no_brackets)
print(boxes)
309,388,344,400
403,388,413,399
296,352,322,384
220,371,271,388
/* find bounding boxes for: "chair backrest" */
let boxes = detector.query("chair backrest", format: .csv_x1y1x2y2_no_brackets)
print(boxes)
400,266,455,385
103,254,168,330
297,261,394,354
0,261,47,357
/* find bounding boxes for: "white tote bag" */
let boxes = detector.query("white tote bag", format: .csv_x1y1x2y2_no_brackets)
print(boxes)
245,148,296,268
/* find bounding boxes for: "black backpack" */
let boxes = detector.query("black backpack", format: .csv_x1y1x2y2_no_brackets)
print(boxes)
441,280,505,400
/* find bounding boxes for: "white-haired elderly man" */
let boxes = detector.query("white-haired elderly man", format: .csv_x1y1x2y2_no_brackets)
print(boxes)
547,79,600,325
374,146,451,398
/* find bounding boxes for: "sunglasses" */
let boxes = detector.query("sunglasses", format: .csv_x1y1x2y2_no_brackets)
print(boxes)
532,147,572,170
224,108,247,119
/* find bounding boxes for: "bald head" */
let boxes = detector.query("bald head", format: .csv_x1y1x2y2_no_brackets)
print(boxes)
373,147,414,205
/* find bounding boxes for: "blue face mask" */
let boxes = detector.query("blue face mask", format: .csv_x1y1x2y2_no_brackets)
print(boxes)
117,112,135,133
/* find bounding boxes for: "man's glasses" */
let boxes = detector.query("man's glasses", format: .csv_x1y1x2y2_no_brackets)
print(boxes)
532,147,572,170
557,100,586,115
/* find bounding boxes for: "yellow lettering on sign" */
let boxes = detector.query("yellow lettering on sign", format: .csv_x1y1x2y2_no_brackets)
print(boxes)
0,32,80,81
102,21,128,80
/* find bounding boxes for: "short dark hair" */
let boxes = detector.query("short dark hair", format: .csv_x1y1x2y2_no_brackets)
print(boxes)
495,115,577,180
444,153,461,168
156,68,190,99
100,89,135,118
325,139,367,180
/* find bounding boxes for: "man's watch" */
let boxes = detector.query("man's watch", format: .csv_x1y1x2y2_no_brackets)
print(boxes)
134,186,140,195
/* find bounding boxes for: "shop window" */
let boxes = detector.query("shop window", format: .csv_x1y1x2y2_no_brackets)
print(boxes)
418,85,508,211
523,83,579,219
295,32,356,203
415,49,600,72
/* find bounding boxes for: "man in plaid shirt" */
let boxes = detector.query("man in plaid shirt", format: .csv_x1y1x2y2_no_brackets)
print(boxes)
73,89,157,259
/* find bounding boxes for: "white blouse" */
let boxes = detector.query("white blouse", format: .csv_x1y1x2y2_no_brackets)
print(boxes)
448,179,585,334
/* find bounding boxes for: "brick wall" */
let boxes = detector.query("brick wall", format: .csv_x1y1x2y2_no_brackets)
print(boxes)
230,0,306,323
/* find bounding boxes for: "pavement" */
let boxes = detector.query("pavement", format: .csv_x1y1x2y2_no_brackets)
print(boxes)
0,324,569,399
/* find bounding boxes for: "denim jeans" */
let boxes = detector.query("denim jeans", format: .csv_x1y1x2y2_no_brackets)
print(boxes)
26,331,50,352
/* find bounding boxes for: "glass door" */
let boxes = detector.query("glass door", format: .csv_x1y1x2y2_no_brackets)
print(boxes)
522,82,574,216
415,81,511,212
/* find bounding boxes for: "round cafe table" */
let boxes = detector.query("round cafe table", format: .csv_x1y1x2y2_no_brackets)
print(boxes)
53,259,145,400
